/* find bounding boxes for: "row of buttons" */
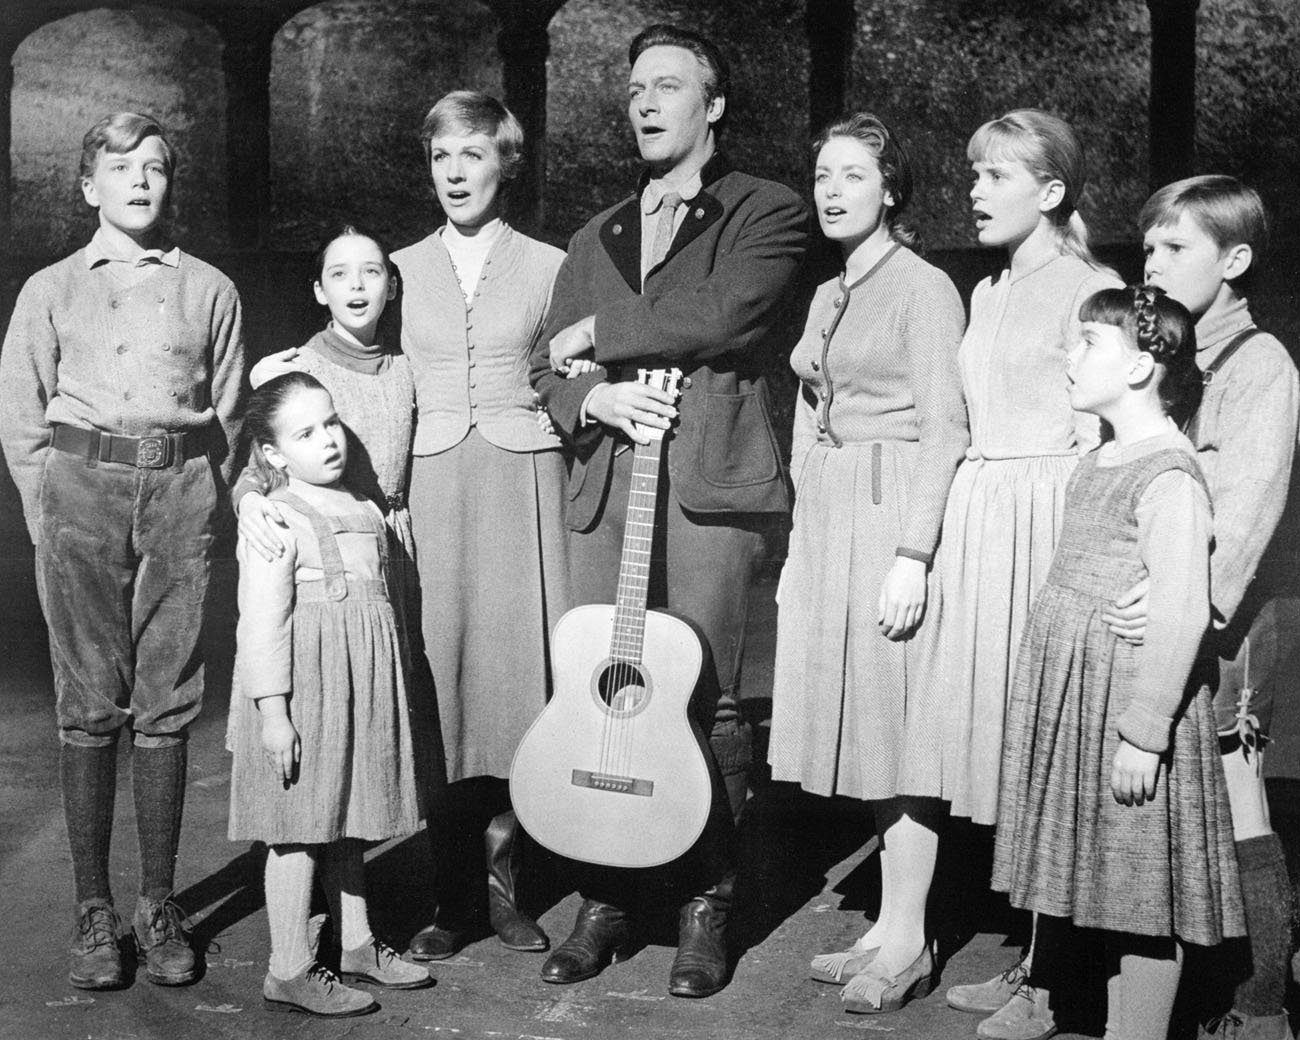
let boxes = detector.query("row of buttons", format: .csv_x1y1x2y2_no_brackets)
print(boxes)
109,295,166,308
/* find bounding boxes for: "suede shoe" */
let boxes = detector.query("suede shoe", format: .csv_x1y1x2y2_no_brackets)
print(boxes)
948,957,1031,1013
976,982,1057,1040
132,895,198,986
341,937,433,989
1201,1011,1295,1040
69,900,126,990
263,964,378,1017
540,899,631,984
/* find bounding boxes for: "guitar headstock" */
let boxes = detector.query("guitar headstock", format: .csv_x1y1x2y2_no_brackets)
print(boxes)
635,368,683,442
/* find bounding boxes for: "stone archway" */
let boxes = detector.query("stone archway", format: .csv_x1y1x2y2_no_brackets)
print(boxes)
9,6,229,257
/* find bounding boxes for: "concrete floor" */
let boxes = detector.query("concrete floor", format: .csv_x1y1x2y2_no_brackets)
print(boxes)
3,478,1300,1040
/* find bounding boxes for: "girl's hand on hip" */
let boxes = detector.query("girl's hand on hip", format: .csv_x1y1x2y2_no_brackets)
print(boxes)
249,347,304,389
261,715,300,783
239,491,290,562
878,556,927,641
1111,739,1160,805
1102,576,1150,645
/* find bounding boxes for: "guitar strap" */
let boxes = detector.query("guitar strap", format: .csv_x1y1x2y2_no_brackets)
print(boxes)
1183,327,1261,442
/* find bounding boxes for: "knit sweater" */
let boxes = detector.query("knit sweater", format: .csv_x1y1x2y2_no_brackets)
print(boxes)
1187,296,1299,626
790,244,969,560
0,246,245,541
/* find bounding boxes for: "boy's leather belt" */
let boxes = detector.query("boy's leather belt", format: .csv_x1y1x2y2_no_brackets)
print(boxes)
50,423,204,469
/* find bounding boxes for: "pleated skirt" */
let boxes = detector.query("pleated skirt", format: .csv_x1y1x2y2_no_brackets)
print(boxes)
228,593,422,845
916,453,1075,823
768,439,941,800
409,429,569,782
991,582,1245,945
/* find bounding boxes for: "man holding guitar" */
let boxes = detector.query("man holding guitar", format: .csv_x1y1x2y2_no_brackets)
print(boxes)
528,23,808,998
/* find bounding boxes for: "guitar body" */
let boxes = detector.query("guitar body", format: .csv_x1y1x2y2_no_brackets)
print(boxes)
510,603,711,868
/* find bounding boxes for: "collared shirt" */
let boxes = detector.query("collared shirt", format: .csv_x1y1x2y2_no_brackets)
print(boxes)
85,228,181,288
639,171,703,285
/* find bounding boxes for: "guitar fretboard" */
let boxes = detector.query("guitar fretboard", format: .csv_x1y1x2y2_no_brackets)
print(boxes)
610,438,664,665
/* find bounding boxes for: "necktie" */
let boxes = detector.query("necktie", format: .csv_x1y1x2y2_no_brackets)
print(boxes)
649,191,683,270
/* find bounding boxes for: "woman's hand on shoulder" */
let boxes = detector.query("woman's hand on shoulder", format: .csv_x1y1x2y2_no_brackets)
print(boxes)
1110,738,1160,806
250,347,304,389
239,491,290,562
878,556,928,642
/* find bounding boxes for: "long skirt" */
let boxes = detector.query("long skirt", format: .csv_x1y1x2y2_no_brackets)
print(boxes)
409,430,569,782
916,453,1075,824
768,439,941,800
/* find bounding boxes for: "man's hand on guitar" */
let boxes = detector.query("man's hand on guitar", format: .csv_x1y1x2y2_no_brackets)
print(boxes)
549,315,597,374
586,381,679,445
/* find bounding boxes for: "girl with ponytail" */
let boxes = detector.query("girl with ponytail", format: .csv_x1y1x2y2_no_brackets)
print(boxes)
925,110,1122,1039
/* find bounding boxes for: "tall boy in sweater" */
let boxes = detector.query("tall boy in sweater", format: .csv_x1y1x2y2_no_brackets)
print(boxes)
0,112,245,989
1105,175,1299,1040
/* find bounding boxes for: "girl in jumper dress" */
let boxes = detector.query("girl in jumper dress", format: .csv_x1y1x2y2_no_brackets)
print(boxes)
229,373,428,1017
992,285,1244,1040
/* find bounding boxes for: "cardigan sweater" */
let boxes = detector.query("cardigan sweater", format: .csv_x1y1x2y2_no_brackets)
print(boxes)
0,245,245,541
789,245,969,561
391,223,564,457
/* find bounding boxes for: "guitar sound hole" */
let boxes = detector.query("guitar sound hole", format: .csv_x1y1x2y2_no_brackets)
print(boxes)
597,663,648,714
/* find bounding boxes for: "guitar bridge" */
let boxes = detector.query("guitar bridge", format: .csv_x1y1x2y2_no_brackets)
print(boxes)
571,770,654,797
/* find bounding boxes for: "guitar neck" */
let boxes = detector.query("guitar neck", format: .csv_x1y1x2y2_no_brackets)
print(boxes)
610,437,665,665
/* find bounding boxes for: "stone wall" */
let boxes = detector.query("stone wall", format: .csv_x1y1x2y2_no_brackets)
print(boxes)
544,0,810,238
270,0,503,251
10,6,229,256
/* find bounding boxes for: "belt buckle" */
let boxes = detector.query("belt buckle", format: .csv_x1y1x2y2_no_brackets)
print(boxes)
135,436,169,468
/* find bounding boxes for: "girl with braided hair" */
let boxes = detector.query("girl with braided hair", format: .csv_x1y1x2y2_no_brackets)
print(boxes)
991,285,1245,1040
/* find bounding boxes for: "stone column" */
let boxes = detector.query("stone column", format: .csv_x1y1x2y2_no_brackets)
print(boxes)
485,1,568,233
207,8,282,250
1146,0,1200,191
805,0,855,137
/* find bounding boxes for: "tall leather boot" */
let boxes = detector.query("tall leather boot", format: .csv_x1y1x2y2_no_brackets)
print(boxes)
540,899,631,984
668,872,733,998
485,810,548,952
409,818,483,961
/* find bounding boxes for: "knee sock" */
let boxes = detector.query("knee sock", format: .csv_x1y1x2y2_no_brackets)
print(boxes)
1233,833,1294,1016
133,743,187,902
320,840,372,951
265,844,317,979
1109,935,1182,1040
1027,913,1074,996
61,741,119,904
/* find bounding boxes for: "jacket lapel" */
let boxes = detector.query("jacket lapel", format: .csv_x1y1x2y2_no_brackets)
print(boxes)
598,197,644,294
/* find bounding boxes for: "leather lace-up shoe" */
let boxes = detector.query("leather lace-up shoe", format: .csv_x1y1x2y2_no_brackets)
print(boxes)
540,899,631,984
69,900,126,990
133,895,198,985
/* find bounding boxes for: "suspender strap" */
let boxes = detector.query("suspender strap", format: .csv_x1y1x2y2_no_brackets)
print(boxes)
274,490,350,601
1184,327,1261,440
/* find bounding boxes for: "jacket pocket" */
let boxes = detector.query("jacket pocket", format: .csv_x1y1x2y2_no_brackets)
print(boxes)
698,391,781,489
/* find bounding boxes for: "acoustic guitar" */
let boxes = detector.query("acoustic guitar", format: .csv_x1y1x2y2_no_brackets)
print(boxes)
510,368,713,868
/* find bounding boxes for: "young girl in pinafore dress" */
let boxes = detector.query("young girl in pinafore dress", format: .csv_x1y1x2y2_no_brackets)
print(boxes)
993,286,1244,1040
228,372,428,1017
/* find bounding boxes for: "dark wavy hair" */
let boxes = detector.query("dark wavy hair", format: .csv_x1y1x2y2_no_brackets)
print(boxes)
242,371,331,494
1079,285,1202,427
814,112,919,251
311,222,394,282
